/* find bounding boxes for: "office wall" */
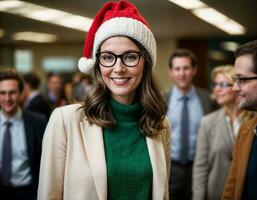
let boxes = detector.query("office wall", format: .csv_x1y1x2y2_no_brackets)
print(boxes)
154,38,177,91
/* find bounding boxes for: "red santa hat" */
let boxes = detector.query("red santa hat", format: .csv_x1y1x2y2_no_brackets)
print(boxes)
78,0,156,74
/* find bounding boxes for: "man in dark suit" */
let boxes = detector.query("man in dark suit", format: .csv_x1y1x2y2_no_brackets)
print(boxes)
166,49,215,200
0,69,47,200
23,72,51,119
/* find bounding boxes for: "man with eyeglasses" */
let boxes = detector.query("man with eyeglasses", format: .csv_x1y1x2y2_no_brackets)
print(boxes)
222,40,257,200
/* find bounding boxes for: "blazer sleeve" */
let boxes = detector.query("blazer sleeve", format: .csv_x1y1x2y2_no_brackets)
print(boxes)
221,129,240,200
192,118,210,200
38,107,67,200
162,117,171,200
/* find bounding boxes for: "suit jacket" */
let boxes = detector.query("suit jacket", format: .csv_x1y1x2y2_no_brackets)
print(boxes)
222,116,257,200
166,86,215,115
38,104,171,200
22,110,48,192
192,108,235,200
25,94,51,119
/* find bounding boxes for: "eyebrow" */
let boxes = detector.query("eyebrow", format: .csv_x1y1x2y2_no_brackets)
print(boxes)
0,90,19,94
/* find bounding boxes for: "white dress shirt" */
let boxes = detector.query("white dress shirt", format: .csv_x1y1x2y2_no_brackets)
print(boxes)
0,108,32,186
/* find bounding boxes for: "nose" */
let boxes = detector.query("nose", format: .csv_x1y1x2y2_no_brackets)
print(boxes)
3,93,11,101
113,58,126,73
179,69,186,76
232,82,240,91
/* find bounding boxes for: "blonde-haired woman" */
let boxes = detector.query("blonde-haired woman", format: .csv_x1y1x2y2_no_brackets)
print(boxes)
192,65,254,200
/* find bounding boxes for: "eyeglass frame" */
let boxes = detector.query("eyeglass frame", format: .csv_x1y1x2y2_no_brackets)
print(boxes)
96,51,143,67
231,75,257,86
211,81,233,89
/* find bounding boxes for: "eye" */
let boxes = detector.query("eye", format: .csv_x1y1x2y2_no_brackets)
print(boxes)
220,82,228,87
100,53,115,63
123,53,138,62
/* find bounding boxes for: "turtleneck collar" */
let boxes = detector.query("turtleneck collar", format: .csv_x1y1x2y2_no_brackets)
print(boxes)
110,98,142,122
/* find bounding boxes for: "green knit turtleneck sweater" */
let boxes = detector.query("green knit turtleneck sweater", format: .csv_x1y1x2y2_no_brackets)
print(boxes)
103,99,153,200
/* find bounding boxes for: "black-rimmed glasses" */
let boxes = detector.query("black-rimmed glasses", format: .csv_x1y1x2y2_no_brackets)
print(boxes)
232,75,257,86
96,51,143,67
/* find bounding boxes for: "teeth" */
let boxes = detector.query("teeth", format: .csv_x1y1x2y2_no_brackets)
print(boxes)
112,78,129,84
112,78,128,81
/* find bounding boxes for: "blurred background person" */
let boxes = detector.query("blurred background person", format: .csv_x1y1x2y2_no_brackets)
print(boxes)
166,49,215,200
23,72,51,119
0,68,47,200
72,72,93,101
45,72,66,111
63,81,74,104
192,65,254,200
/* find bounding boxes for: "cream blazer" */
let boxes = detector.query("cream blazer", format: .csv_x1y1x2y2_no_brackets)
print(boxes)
38,104,171,200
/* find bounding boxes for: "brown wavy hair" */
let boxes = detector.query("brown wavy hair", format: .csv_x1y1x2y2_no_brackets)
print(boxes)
81,37,167,137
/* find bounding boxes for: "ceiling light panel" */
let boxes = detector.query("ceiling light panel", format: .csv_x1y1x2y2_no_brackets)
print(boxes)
12,32,58,43
0,0,93,32
168,0,246,35
192,7,228,24
0,0,25,11
216,20,246,35
168,0,206,9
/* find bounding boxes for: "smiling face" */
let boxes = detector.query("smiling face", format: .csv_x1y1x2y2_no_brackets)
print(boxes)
99,36,145,105
213,73,236,106
233,54,257,111
0,79,22,118
169,56,196,93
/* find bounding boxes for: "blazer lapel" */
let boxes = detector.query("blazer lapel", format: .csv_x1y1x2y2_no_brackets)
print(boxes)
218,110,234,152
80,120,107,200
146,135,166,200
22,111,34,162
237,124,255,195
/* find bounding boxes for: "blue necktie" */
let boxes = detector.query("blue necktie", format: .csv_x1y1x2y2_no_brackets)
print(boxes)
180,96,189,164
1,121,12,186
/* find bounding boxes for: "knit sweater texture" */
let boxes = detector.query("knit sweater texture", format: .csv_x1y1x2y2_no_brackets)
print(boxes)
103,99,153,200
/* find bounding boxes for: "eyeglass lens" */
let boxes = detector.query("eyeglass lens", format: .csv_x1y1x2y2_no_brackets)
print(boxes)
212,81,233,88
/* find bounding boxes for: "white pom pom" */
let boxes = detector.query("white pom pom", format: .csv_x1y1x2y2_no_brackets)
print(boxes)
78,57,95,74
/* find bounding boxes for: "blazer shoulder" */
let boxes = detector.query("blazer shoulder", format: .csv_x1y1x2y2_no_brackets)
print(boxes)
58,103,83,112
23,110,47,122
52,103,85,121
200,109,225,131
202,109,223,122
196,86,210,94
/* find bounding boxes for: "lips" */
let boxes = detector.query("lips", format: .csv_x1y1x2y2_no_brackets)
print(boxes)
237,95,245,100
111,77,130,86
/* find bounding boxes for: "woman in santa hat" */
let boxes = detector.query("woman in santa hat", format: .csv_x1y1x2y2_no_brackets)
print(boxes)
38,1,170,200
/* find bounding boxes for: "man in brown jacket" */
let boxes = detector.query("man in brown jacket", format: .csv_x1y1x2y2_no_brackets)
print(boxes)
222,40,257,200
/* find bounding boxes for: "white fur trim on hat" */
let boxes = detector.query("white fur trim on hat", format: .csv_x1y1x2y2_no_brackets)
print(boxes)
78,57,95,74
93,17,157,67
